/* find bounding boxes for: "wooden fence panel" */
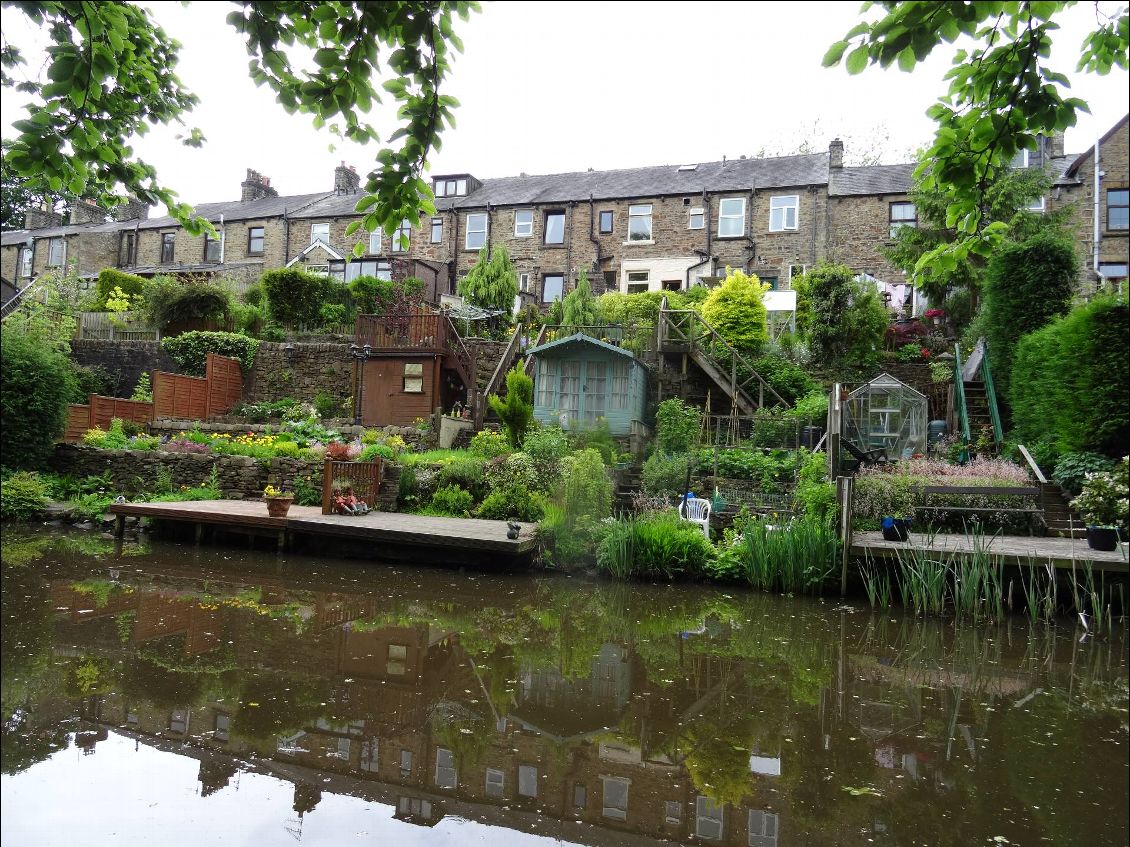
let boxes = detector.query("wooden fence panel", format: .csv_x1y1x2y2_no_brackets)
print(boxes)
89,395,155,429
205,353,243,418
153,371,208,420
64,405,91,443
321,459,382,514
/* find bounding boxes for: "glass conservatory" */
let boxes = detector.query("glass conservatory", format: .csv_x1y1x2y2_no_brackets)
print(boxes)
842,373,927,460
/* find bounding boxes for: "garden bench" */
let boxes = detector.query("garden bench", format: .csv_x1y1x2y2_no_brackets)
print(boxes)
914,485,1046,532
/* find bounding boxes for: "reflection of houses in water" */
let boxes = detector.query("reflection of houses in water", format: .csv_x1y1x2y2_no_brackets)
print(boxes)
513,644,633,741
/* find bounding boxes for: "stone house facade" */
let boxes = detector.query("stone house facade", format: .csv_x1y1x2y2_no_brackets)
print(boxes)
4,115,1127,306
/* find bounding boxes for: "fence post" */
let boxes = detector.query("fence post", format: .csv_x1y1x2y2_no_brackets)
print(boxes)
322,458,334,515
836,475,854,596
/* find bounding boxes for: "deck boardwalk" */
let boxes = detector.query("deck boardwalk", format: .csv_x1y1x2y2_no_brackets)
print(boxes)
852,530,1128,573
110,500,538,557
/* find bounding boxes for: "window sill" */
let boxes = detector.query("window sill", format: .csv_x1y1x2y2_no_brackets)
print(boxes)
622,240,655,246
598,230,614,236
247,251,265,257
514,233,534,238
542,242,566,248
766,228,798,234
715,234,745,240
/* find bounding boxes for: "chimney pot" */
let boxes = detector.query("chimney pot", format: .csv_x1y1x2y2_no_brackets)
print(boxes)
69,198,108,226
334,162,361,194
241,168,278,202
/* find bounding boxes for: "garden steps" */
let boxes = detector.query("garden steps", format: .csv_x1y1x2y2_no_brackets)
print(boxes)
962,382,996,452
1039,482,1088,539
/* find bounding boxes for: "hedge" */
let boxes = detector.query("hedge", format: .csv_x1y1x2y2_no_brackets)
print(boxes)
261,268,332,325
160,331,260,376
1,332,78,469
1011,295,1128,456
95,268,147,309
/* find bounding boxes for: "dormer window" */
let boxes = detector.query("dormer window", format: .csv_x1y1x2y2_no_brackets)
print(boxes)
434,177,469,197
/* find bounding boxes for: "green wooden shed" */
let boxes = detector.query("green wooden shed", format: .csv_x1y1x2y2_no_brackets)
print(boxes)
526,333,649,436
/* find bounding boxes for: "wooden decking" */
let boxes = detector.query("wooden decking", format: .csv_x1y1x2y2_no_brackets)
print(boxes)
852,530,1128,573
110,500,539,558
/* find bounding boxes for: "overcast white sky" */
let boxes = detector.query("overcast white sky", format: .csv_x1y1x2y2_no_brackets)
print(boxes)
4,1,1128,209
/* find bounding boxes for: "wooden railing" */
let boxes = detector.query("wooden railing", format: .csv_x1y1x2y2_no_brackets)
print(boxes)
1,279,45,321
524,325,549,376
477,325,524,427
355,313,447,350
78,311,160,341
658,298,788,411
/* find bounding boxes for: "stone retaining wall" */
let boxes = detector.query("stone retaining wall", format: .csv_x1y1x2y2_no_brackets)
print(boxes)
245,341,353,408
71,339,177,399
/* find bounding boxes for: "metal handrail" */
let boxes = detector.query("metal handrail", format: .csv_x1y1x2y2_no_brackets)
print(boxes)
0,278,45,321
979,339,1004,447
953,343,971,443
524,325,549,375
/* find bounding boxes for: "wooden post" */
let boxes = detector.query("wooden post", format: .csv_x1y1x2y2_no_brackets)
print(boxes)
114,514,125,538
836,475,854,596
194,522,204,545
322,458,334,515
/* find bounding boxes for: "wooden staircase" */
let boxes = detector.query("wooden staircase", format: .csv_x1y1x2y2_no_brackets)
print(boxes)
1040,482,1087,539
961,381,996,451
657,299,789,414
614,466,642,513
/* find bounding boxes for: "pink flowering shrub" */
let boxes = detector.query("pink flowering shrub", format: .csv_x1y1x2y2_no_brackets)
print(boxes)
163,438,212,455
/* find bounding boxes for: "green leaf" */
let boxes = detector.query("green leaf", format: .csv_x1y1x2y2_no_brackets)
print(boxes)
845,45,870,75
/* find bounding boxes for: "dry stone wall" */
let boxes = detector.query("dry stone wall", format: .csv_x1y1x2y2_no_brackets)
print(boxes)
245,341,353,409
70,339,178,399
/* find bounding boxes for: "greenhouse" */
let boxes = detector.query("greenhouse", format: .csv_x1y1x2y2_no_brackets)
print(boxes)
841,373,927,460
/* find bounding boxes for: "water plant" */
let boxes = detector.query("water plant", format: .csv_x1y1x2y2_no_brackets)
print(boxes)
718,513,838,593
596,512,716,581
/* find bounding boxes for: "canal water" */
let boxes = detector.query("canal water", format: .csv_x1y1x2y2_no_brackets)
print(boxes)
1,528,1126,846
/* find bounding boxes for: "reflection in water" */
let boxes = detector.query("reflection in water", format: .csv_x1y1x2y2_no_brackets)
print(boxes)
1,528,1127,846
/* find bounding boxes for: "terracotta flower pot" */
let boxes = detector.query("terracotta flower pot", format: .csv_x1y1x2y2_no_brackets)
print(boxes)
266,496,294,518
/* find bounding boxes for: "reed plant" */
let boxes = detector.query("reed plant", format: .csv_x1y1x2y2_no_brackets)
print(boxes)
859,554,893,610
722,513,838,594
595,512,715,581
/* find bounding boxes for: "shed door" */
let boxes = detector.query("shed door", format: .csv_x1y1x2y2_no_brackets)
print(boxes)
583,361,606,423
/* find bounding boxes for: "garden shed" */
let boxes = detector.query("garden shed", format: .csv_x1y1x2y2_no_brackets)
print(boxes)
526,333,648,436
842,373,927,459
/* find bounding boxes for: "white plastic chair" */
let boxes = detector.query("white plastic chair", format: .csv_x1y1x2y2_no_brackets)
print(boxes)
678,496,712,541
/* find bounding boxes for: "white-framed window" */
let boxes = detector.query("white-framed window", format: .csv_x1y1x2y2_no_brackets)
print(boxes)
392,219,411,252
435,747,457,788
485,767,505,797
688,207,705,230
518,764,538,798
889,202,917,237
204,232,222,263
665,800,682,824
345,259,391,282
18,246,32,279
628,204,653,241
387,643,407,675
519,272,531,293
1099,262,1128,283
544,211,565,245
542,273,564,303
311,223,330,245
368,229,382,254
361,738,379,772
787,264,806,289
601,776,629,820
400,748,413,778
1026,195,1047,213
514,210,534,237
626,270,649,294
1010,149,1030,169
748,809,779,847
610,361,629,410
718,197,746,237
466,213,488,249
430,217,443,243
47,237,65,266
1109,189,1129,230
213,713,230,742
434,177,468,197
696,796,724,841
769,196,798,232
536,357,554,407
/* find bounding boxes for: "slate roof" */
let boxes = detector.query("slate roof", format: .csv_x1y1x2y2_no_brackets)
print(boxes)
829,163,915,197
134,191,330,229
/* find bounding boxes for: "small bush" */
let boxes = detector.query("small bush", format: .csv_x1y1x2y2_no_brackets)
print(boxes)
359,443,395,462
642,452,692,498
161,331,259,376
1,471,51,521
261,268,332,325
560,448,613,521
475,484,546,522
488,363,534,448
484,452,543,494
428,485,474,516
701,268,769,358
749,356,819,405
596,512,716,581
437,457,486,499
131,372,153,403
1053,452,1117,496
570,418,617,465
468,429,510,459
1,331,78,469
314,392,339,419
521,427,570,473
94,268,147,310
398,466,419,503
655,398,700,453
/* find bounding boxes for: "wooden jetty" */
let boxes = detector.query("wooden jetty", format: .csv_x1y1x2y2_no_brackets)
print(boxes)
851,530,1128,574
109,500,538,561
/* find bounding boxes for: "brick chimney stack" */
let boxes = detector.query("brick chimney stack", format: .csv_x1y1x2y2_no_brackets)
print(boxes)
829,138,844,169
1049,131,1065,159
241,169,278,202
113,197,150,222
334,162,361,194
24,202,63,230
69,198,108,225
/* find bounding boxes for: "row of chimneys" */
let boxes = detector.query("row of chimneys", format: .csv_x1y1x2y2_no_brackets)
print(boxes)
826,132,1064,169
241,161,360,201
24,162,364,230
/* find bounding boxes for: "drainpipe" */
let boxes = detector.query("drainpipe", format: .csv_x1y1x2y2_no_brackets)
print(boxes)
451,203,461,295
703,188,713,274
588,194,602,287
1093,137,1102,280
218,213,226,264
685,256,711,288
566,202,575,292
283,207,290,264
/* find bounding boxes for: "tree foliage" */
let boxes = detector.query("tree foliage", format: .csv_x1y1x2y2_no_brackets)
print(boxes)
983,229,1077,400
160,330,260,376
795,264,888,369
139,275,234,329
3,2,479,239
1,331,77,469
261,267,332,326
825,1,1129,282
458,245,519,317
487,361,534,448
560,269,598,333
701,268,769,358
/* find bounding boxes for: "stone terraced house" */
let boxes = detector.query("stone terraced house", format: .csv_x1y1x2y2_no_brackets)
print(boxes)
2,115,1126,308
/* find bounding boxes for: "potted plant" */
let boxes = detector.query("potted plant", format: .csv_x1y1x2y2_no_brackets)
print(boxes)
1071,458,1128,552
924,308,946,327
263,484,295,517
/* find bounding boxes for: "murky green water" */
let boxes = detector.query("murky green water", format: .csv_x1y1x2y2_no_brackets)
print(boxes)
1,528,1127,846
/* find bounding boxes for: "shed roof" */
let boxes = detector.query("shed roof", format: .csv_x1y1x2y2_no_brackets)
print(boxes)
526,332,640,361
